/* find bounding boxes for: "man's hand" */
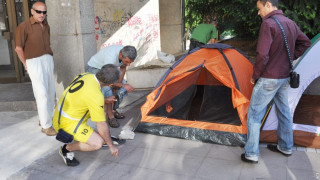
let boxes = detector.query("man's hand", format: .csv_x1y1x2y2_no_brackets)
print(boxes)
122,84,134,93
23,63,28,72
15,46,27,72
250,78,255,85
109,144,119,158
96,121,119,158
104,96,117,104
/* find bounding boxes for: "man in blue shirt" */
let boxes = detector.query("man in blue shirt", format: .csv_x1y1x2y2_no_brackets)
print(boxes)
87,45,137,128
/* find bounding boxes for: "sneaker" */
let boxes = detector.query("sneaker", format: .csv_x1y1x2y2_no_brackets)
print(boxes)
267,144,292,157
41,127,57,136
102,136,126,147
59,147,80,166
108,118,120,128
241,153,258,164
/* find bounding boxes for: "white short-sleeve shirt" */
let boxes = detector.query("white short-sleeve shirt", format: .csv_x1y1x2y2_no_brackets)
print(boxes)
88,45,123,69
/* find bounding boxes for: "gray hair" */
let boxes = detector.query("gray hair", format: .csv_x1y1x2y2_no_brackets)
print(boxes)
96,64,120,85
32,1,46,9
120,45,137,61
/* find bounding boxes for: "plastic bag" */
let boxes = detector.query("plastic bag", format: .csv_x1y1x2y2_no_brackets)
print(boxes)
157,51,175,63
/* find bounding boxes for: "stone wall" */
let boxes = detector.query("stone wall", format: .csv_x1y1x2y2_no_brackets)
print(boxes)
93,0,161,68
47,0,96,98
47,0,184,97
159,0,183,55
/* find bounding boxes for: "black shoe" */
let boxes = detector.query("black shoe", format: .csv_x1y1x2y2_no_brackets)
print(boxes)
103,136,126,147
59,146,80,166
113,110,125,119
108,118,120,128
241,153,258,164
267,144,292,157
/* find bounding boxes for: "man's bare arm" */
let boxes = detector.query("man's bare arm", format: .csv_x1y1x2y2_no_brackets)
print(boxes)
119,65,126,83
96,121,119,157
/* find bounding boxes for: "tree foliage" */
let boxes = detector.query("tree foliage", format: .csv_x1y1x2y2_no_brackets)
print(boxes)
185,0,320,39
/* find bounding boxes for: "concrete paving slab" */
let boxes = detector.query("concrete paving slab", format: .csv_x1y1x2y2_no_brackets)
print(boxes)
287,151,320,172
297,146,307,152
2,90,320,180
239,162,287,180
166,139,212,157
307,147,317,153
5,132,320,180
98,163,193,180
154,151,205,176
0,111,60,180
197,157,243,180
206,144,242,161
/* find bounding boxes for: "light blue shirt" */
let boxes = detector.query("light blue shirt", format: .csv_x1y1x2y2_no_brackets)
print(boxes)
88,45,124,69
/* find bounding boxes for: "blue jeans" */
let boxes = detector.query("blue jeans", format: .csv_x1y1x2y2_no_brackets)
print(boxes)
245,78,293,160
87,65,127,109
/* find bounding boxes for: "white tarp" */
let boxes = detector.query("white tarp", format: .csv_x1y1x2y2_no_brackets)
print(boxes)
263,38,320,133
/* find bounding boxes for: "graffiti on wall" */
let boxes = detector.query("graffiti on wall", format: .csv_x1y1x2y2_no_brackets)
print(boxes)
94,0,161,67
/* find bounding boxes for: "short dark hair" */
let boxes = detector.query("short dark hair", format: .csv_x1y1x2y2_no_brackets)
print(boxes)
96,64,120,85
258,0,278,7
120,45,137,61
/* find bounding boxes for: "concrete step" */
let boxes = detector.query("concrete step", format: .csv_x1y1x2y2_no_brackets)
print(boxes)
0,83,37,111
126,67,168,89
126,58,174,89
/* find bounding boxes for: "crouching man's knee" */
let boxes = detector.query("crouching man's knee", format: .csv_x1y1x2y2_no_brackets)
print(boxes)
86,132,105,151
91,141,104,151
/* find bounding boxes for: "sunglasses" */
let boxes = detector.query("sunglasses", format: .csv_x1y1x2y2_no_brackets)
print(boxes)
33,9,47,15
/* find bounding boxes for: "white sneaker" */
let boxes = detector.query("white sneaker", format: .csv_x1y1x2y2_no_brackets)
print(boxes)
59,146,80,166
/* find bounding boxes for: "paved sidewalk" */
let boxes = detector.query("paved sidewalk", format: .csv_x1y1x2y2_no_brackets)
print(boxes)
1,90,320,180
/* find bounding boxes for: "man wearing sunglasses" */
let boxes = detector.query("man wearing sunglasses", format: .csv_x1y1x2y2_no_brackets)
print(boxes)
15,1,56,136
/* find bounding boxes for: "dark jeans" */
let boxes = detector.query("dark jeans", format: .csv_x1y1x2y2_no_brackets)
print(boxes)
189,39,205,51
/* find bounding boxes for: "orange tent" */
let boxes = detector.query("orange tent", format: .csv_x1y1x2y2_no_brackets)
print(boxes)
137,44,254,146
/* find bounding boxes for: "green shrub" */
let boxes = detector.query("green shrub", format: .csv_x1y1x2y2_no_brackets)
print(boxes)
185,0,319,39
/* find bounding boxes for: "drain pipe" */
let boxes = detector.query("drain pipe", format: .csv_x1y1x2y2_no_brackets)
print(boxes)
181,0,186,51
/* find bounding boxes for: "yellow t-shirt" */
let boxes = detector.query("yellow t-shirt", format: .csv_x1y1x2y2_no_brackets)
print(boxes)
53,73,105,133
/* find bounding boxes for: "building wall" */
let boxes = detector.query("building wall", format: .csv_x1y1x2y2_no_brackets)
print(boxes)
159,0,183,55
93,0,162,68
0,0,11,65
47,0,183,97
47,0,97,98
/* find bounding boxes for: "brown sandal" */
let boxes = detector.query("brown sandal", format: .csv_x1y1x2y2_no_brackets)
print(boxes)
108,118,120,128
113,110,125,119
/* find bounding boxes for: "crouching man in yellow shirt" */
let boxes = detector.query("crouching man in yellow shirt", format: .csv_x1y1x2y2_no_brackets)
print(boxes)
52,64,120,166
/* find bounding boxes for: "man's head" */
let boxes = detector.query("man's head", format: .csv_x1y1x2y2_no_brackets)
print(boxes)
210,19,218,27
31,2,47,23
257,0,278,18
119,46,137,67
96,64,120,86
